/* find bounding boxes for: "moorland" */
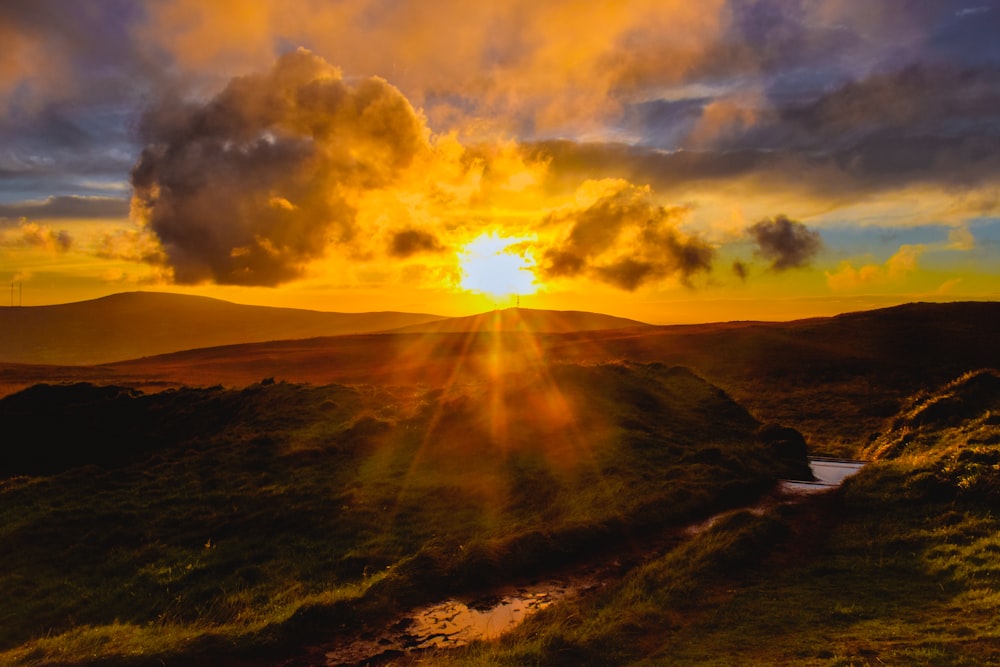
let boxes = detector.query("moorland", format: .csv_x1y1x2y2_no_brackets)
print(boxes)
0,293,998,666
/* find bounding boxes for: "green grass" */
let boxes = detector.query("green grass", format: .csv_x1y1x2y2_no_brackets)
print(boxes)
6,363,995,666
0,362,795,665
408,469,1000,666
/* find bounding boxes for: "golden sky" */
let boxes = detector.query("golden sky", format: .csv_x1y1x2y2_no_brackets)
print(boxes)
0,1,998,322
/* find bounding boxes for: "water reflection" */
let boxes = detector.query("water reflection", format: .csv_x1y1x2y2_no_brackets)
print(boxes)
781,457,866,493
319,578,588,666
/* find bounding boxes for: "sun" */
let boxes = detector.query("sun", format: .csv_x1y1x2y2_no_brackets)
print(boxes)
458,232,538,300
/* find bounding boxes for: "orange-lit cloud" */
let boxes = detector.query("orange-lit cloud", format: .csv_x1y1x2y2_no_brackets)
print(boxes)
0,18,66,115
825,244,926,291
1,1,997,315
134,0,732,138
2,219,73,253
127,49,735,294
539,179,713,290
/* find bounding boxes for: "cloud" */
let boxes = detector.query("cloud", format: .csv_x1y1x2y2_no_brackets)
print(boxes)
0,196,129,221
134,0,735,138
748,215,822,271
732,260,749,281
389,229,446,258
130,49,430,286
539,180,714,290
935,277,963,294
947,224,976,250
94,228,165,264
774,64,1000,151
956,7,990,20
3,219,73,252
684,96,760,148
825,244,926,291
0,6,69,115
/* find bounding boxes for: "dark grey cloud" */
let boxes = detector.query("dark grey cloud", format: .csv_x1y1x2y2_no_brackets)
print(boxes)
541,182,714,290
531,125,1000,203
773,64,1000,149
0,196,129,221
732,260,749,281
748,215,822,271
389,229,445,258
130,49,428,286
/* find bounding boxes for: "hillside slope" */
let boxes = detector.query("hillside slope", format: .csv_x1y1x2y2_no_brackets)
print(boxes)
419,370,1000,666
0,292,444,364
0,363,804,665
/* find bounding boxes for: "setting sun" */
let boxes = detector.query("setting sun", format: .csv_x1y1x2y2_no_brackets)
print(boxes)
458,232,538,300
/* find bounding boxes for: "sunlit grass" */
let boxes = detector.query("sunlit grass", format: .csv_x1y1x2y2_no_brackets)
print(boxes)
0,581,382,667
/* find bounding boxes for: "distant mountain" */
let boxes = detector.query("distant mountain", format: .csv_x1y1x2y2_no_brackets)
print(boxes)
385,307,649,333
0,292,444,365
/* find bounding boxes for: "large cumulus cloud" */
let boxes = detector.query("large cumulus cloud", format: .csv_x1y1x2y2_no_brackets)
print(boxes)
130,49,429,285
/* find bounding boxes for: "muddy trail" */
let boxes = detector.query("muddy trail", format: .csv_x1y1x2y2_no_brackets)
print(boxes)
278,459,865,667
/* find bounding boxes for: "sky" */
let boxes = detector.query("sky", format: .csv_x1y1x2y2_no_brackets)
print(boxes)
0,0,998,323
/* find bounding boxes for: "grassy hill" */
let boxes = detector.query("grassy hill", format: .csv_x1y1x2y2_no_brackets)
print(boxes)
0,363,806,666
0,292,444,365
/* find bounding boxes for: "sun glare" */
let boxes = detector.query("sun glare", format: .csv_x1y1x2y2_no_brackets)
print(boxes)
458,232,538,300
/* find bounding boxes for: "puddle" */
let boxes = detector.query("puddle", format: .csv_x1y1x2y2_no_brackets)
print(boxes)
688,457,868,535
780,457,866,493
407,587,559,648
300,576,596,666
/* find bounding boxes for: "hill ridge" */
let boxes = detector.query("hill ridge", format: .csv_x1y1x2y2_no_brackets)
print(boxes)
0,291,445,365
385,306,649,334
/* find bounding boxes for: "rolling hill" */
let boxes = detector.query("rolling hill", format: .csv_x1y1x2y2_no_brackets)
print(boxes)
0,291,444,365
0,300,996,453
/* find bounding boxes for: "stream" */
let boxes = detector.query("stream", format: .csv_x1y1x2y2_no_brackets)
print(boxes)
286,457,866,666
